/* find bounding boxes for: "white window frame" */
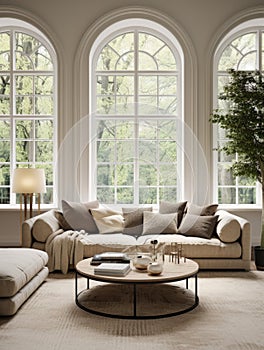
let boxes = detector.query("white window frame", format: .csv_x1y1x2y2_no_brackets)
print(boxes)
213,19,264,207
0,18,57,208
89,19,184,207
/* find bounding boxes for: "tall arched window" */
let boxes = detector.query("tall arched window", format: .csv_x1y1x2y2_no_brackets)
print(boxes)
213,19,264,205
0,18,57,206
90,19,183,205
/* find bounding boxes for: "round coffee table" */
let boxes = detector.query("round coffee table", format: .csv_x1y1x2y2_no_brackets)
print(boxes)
75,257,199,319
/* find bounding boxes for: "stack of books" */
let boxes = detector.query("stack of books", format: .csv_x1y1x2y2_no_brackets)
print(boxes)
90,252,130,266
94,263,131,277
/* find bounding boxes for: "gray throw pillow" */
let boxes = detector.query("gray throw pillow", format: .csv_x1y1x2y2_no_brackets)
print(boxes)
122,207,152,236
159,201,187,227
178,214,218,239
61,199,99,233
186,203,218,216
142,211,178,235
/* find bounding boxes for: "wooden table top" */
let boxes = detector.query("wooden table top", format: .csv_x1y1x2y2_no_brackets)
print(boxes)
76,257,199,284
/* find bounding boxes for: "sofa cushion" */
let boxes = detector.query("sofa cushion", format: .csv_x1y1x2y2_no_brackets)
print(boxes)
32,210,60,242
61,200,99,233
142,212,178,235
90,208,123,234
186,203,218,216
178,214,218,239
216,213,241,243
122,207,152,236
0,248,48,298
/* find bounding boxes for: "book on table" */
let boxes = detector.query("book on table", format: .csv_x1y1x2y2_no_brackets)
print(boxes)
90,252,131,266
94,263,131,277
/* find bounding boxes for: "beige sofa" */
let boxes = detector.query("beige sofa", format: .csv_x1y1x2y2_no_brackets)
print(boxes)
21,203,251,272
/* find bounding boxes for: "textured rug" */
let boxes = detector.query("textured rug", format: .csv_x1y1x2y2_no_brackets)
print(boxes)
0,270,264,350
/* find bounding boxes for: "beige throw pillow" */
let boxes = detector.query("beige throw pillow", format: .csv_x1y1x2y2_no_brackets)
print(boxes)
122,207,152,236
142,212,178,235
178,214,218,239
90,208,123,234
61,199,99,233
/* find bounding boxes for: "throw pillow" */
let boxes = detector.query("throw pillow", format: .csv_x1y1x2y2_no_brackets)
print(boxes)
122,207,152,236
159,200,187,227
54,211,72,231
178,213,218,239
61,199,99,233
142,211,178,235
32,210,60,242
186,203,218,216
216,213,241,243
90,208,123,234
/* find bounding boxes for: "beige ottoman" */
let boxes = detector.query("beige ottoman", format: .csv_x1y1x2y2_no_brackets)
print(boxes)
0,248,49,316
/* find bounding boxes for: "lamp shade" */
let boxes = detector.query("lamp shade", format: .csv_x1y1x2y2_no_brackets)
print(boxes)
12,168,46,194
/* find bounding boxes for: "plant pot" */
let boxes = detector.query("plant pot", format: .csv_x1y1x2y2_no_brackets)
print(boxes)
254,246,264,270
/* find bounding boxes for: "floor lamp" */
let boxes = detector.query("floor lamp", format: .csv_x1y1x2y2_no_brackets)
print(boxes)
12,168,46,244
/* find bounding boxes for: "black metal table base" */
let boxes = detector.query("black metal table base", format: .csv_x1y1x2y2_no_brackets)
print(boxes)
75,271,199,319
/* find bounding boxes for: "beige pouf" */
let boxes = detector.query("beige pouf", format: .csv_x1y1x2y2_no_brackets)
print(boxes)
0,248,49,316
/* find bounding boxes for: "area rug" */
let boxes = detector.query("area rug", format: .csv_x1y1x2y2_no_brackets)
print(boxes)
0,270,264,350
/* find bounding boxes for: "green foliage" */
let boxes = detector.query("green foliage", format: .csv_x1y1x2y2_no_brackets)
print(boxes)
211,69,264,184
210,69,264,246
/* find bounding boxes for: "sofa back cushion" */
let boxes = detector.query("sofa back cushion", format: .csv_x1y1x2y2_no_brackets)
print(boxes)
61,200,99,233
32,210,60,242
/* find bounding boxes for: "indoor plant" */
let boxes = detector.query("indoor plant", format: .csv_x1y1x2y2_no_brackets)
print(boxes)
210,69,264,269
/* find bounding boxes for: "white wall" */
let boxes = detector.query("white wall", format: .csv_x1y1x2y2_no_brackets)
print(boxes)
0,0,263,247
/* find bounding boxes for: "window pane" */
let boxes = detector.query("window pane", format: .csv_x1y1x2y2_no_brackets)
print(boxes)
218,187,236,204
15,32,53,70
218,33,256,71
238,188,255,204
139,76,157,95
218,164,235,186
37,164,53,185
138,52,157,70
117,187,133,204
116,121,133,139
139,164,157,186
35,96,53,115
0,120,10,139
16,96,33,114
116,141,134,161
160,187,177,202
155,46,177,70
35,120,53,139
16,141,34,162
159,141,177,162
0,141,10,162
0,32,10,70
16,75,33,94
139,187,157,204
97,141,115,162
36,141,53,162
138,33,164,56
159,76,177,95
43,187,53,204
116,164,134,186
139,141,156,162
35,76,53,94
0,187,10,204
0,165,10,185
139,120,157,139
97,164,114,186
97,187,115,203
16,120,33,139
159,164,177,186
159,96,177,114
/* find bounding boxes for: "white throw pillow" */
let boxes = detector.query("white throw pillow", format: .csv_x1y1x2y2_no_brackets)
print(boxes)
90,208,123,234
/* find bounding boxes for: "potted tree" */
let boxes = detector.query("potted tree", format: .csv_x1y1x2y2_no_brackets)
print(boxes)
210,69,264,269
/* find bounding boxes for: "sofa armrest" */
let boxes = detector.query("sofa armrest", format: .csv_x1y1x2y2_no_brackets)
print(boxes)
22,210,60,247
216,210,251,261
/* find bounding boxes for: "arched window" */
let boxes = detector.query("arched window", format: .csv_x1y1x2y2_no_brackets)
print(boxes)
0,18,57,206
90,19,183,205
213,19,264,205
